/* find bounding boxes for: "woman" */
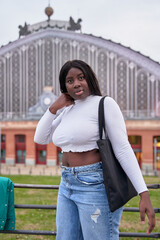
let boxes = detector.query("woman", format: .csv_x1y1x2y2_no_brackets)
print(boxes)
34,60,155,239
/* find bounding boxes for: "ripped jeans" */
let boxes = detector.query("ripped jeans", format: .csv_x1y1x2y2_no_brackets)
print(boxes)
56,162,123,240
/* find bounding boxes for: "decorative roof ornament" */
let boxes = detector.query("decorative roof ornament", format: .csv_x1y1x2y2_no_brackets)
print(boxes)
18,22,31,38
45,4,54,22
67,17,82,32
17,3,82,37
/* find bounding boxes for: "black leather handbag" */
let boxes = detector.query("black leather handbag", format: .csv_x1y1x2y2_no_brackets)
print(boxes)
97,96,137,212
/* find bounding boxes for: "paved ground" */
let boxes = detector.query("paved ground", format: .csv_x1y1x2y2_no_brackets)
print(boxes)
0,163,61,176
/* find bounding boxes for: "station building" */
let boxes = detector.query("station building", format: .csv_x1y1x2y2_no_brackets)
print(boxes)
0,6,160,173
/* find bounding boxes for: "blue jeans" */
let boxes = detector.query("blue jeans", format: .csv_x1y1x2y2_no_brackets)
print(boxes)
56,162,123,240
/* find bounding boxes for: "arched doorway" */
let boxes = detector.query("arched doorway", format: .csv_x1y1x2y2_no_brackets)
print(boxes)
35,143,47,165
1,134,6,163
128,135,142,168
15,135,26,163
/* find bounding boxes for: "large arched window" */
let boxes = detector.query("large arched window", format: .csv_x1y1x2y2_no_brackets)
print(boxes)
117,59,127,110
61,41,71,65
28,44,37,108
97,51,107,95
12,51,20,113
79,44,88,63
45,39,53,86
0,59,4,112
137,71,148,116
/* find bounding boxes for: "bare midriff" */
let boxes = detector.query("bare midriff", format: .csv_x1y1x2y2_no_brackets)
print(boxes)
62,149,101,167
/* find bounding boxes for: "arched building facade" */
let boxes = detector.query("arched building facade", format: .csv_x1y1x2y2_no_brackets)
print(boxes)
0,18,160,173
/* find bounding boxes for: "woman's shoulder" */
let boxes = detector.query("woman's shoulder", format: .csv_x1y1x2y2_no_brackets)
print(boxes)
103,96,118,105
89,95,119,108
103,96,122,113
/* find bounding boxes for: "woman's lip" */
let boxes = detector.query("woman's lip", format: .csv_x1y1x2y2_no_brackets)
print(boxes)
75,90,83,95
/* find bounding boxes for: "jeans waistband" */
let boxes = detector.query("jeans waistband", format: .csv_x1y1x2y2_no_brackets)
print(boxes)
61,162,102,173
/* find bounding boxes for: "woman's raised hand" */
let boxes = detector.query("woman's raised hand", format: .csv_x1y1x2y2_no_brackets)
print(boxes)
49,93,74,114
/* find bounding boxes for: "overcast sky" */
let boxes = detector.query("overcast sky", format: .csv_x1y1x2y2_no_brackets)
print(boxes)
0,0,160,63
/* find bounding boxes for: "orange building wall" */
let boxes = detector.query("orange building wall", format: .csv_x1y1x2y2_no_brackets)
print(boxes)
5,130,15,161
26,130,36,164
48,143,57,159
1,120,58,166
1,119,160,170
126,120,160,171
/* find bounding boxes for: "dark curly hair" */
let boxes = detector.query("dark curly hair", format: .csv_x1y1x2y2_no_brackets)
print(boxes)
59,60,102,96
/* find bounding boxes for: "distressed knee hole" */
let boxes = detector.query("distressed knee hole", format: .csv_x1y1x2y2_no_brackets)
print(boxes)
91,208,101,223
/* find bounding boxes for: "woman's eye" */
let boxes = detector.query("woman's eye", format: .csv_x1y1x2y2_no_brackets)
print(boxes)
79,76,84,80
66,79,73,84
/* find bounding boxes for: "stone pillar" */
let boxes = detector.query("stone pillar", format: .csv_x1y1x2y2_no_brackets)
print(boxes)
26,130,36,165
141,132,153,172
47,143,57,166
5,131,15,165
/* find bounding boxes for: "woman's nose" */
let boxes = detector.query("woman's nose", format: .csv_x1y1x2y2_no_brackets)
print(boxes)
73,79,81,88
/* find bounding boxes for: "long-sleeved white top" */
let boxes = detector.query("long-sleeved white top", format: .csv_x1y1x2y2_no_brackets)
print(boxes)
34,95,148,194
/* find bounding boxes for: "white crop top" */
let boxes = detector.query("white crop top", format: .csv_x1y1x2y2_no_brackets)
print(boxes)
34,95,148,194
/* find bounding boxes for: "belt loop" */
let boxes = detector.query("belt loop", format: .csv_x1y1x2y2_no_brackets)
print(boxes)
71,167,75,174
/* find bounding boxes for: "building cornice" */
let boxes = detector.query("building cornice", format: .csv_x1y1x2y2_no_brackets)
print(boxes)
126,120,160,130
1,121,38,130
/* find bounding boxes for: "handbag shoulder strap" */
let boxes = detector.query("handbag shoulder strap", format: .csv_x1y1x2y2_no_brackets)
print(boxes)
98,96,108,140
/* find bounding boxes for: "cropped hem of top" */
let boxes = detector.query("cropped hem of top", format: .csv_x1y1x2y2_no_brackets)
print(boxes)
34,95,148,194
